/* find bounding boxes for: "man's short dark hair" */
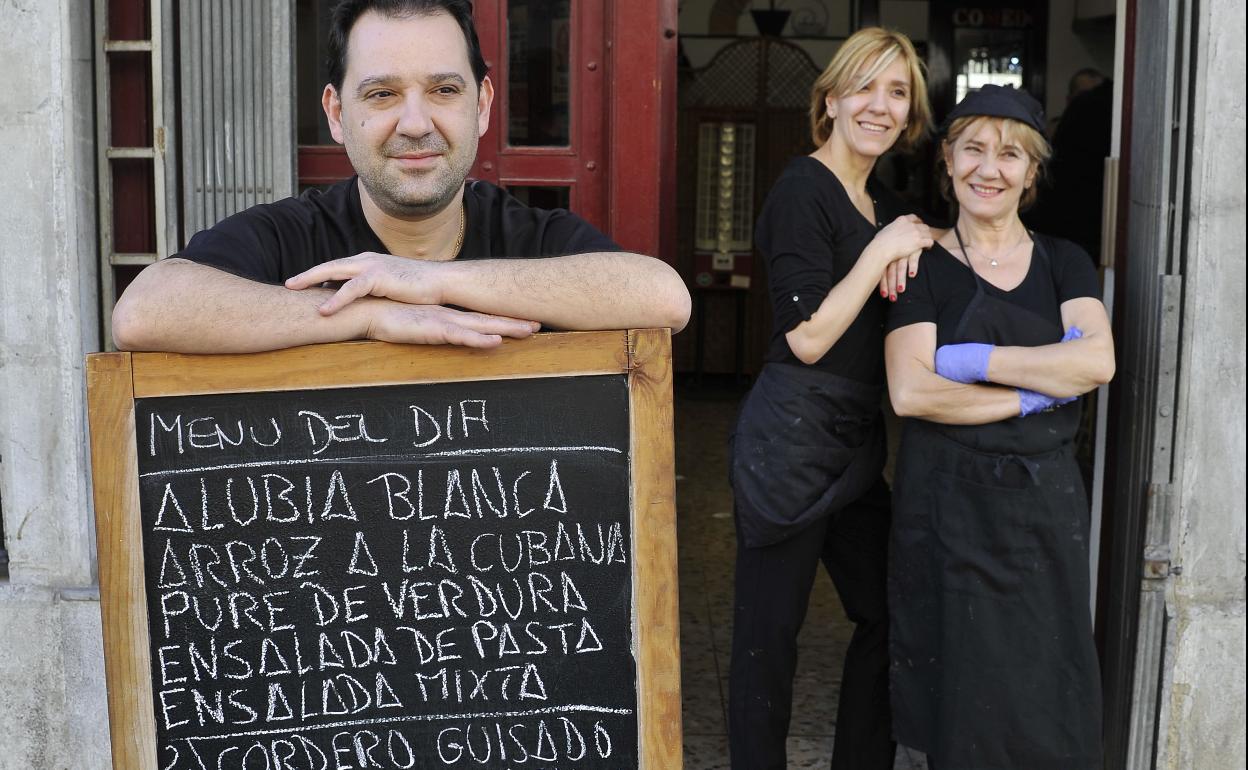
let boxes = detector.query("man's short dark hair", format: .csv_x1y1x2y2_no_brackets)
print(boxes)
327,0,488,92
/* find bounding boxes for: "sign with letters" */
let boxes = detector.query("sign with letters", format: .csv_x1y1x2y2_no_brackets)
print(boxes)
87,331,681,770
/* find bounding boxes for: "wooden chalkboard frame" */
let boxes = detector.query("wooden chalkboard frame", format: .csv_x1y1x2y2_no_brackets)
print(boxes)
86,330,681,769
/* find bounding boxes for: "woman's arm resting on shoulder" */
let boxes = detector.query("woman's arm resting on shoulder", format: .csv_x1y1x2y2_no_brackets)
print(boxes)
885,322,1024,424
983,297,1115,397
785,215,932,364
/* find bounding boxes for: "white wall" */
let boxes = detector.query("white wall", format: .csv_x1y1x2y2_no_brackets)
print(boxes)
1160,0,1248,765
1045,0,1116,117
0,0,111,765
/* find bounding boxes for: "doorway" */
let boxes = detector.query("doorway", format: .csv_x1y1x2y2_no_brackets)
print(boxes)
671,0,1120,766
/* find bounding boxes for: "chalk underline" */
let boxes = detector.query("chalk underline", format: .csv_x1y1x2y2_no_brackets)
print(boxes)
178,704,635,742
139,446,625,479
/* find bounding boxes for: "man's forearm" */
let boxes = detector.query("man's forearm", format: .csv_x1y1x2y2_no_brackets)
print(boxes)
114,258,543,353
439,252,691,332
112,259,366,353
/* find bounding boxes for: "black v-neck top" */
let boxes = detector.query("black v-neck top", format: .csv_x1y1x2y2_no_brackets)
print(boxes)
755,155,911,384
885,235,1100,347
176,176,619,283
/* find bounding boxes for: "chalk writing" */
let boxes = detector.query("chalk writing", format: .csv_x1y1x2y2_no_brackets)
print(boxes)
136,377,636,768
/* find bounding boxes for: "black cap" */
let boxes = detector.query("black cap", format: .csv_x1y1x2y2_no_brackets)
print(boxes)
941,84,1046,135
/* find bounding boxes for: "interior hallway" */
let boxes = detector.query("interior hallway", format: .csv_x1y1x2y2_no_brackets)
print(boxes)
673,378,928,769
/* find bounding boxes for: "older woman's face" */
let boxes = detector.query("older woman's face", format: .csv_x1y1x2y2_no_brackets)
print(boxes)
826,57,912,160
945,119,1038,221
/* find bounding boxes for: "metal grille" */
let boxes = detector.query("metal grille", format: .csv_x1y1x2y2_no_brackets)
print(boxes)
179,0,296,239
682,38,822,111
682,43,760,108
766,43,822,109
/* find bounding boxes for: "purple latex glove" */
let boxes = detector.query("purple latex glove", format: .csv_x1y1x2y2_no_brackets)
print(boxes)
934,342,994,383
1018,388,1078,416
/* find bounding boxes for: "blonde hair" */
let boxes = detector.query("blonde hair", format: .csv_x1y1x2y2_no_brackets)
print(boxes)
939,115,1052,209
809,27,931,151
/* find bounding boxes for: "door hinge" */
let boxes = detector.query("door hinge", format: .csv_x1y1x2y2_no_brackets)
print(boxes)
1141,483,1180,580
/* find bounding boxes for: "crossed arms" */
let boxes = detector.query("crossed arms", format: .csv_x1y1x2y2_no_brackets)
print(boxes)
112,251,692,353
885,296,1115,425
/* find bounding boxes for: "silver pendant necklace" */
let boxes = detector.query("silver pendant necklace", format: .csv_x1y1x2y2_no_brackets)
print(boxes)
955,226,1028,269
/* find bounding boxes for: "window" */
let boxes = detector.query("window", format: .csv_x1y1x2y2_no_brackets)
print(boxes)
507,0,572,147
953,32,1026,103
695,121,756,253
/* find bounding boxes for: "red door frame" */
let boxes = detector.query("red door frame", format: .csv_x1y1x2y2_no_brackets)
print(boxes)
607,0,678,264
296,1,677,266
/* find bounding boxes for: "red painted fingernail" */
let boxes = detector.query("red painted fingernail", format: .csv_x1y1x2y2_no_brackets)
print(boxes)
880,288,887,297
889,295,897,302
909,271,916,277
897,284,904,291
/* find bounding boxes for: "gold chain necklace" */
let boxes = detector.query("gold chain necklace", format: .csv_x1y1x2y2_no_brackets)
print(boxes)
450,201,466,258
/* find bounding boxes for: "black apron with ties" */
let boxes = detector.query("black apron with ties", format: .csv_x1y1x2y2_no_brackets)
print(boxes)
730,362,886,548
889,236,1103,769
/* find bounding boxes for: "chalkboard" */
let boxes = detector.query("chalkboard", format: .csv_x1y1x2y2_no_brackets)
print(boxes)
87,331,681,770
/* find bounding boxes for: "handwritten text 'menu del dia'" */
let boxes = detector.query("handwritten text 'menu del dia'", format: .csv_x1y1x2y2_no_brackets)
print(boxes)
147,400,495,458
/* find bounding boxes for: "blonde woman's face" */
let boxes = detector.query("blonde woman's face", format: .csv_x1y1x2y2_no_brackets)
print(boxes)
825,57,912,159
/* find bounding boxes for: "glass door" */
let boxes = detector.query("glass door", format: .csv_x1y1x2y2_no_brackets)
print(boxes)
474,0,608,229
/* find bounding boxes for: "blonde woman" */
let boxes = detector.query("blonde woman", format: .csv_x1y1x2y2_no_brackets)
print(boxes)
728,27,932,769
885,85,1114,768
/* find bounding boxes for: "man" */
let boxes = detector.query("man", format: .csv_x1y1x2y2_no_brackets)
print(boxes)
112,0,690,352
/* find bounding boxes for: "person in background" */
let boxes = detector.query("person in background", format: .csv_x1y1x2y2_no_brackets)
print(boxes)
111,0,689,354
884,85,1114,769
728,27,933,770
1028,70,1114,261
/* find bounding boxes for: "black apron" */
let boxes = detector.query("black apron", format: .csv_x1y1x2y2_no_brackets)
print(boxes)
730,362,886,548
889,237,1103,769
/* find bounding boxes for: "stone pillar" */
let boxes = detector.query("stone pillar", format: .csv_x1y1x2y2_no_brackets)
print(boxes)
1159,0,1248,766
0,0,111,765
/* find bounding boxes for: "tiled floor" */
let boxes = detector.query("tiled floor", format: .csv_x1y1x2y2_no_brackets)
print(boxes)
673,382,927,770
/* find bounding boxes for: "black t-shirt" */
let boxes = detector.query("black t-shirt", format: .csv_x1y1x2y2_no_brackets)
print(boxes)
177,177,620,283
755,156,911,384
885,234,1100,344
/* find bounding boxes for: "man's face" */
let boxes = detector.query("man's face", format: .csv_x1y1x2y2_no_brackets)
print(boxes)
323,10,493,218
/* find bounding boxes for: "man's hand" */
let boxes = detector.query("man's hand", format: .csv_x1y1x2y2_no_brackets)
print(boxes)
286,252,447,315
285,250,692,333
364,300,539,348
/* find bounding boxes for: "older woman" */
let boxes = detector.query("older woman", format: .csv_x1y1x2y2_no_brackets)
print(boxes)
884,85,1114,769
728,27,933,769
